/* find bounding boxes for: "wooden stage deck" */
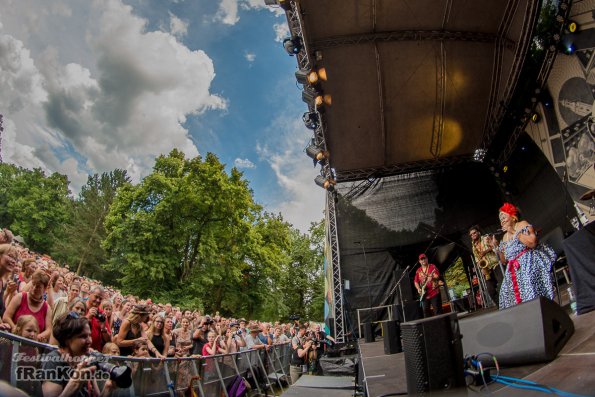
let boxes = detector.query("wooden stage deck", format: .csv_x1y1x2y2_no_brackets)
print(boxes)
360,307,595,396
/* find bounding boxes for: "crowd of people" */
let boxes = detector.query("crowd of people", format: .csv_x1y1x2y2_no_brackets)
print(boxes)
0,227,333,396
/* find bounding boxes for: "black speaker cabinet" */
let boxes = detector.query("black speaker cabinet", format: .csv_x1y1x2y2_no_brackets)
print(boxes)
401,313,465,394
382,320,402,354
363,322,375,343
459,297,574,365
393,302,423,323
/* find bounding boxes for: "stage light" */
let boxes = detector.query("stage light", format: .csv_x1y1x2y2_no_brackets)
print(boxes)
302,111,319,130
295,67,328,86
530,112,541,123
283,36,302,56
306,143,329,166
503,165,509,173
473,148,486,162
562,41,576,55
302,87,332,108
566,20,579,33
314,175,336,191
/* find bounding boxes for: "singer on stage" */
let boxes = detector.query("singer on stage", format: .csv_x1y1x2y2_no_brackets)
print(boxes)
414,253,442,318
489,203,556,310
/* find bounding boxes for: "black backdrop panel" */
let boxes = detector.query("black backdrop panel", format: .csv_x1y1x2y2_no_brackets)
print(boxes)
502,134,576,235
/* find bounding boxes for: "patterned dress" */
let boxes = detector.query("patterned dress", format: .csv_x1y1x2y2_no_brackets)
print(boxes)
498,225,556,309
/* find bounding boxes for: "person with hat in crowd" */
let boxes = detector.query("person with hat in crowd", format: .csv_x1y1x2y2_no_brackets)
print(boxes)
488,203,556,309
413,253,442,318
115,303,152,356
244,324,267,350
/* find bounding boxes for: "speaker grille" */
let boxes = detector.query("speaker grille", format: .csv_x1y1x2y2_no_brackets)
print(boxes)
401,313,466,394
401,323,428,393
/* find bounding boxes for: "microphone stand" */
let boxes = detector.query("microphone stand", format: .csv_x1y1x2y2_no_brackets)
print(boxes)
395,265,411,322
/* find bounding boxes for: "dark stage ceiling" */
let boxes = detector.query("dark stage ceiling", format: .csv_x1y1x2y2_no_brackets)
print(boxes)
289,0,540,181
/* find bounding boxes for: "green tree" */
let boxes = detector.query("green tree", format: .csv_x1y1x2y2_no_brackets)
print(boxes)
0,163,70,253
103,150,265,310
273,220,325,322
53,170,130,282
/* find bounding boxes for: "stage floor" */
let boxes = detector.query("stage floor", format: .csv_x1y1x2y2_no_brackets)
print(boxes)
282,375,354,397
360,307,595,397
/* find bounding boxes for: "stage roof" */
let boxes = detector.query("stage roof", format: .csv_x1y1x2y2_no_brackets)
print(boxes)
286,0,540,181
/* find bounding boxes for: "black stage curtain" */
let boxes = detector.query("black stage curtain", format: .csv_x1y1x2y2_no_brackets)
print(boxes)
563,222,595,315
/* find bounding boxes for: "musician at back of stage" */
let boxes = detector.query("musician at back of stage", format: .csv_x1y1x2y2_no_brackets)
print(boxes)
469,225,501,306
414,253,442,318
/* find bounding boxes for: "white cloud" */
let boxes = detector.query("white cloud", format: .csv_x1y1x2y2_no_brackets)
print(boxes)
234,158,255,169
244,52,256,63
256,115,325,232
214,0,239,25
169,11,188,39
0,0,227,191
273,22,289,42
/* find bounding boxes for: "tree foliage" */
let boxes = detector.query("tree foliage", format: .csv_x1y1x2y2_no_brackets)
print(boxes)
101,150,325,321
0,163,70,253
0,151,326,322
53,170,130,282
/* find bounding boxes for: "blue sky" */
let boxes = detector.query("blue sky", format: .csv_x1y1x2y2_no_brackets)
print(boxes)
0,0,325,231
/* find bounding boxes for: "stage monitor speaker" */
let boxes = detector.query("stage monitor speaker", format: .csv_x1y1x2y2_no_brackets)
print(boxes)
401,313,465,394
393,302,422,323
459,297,574,365
382,320,402,354
363,322,375,343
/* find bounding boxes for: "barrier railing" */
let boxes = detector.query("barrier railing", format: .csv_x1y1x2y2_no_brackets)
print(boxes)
0,331,291,396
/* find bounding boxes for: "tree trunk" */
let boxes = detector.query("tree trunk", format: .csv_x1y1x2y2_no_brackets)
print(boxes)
77,214,103,275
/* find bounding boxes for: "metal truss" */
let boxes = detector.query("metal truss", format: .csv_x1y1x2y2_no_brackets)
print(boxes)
326,190,345,343
310,30,516,51
480,0,541,152
431,41,446,158
284,2,311,72
335,154,474,183
279,1,345,341
498,1,573,164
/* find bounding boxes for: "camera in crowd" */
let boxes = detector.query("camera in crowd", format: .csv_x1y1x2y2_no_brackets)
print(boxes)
204,318,214,325
289,314,300,321
305,331,320,348
95,313,106,323
87,352,132,388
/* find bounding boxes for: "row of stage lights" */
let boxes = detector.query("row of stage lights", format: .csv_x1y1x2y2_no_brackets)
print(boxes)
524,1,578,124
279,23,337,191
551,1,579,55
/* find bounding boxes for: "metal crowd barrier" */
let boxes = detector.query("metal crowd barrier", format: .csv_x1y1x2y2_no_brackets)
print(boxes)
0,331,291,396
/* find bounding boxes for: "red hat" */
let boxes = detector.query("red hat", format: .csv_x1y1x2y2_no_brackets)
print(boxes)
499,203,518,218
418,253,427,259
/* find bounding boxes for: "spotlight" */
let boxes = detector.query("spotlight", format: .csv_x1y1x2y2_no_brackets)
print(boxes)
566,20,579,33
283,36,302,56
306,143,329,166
314,175,336,191
302,87,332,108
561,41,576,55
473,148,486,162
302,111,319,130
530,112,541,123
295,67,327,86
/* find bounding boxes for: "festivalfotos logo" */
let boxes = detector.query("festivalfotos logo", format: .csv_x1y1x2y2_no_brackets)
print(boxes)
13,353,112,382
15,366,111,382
